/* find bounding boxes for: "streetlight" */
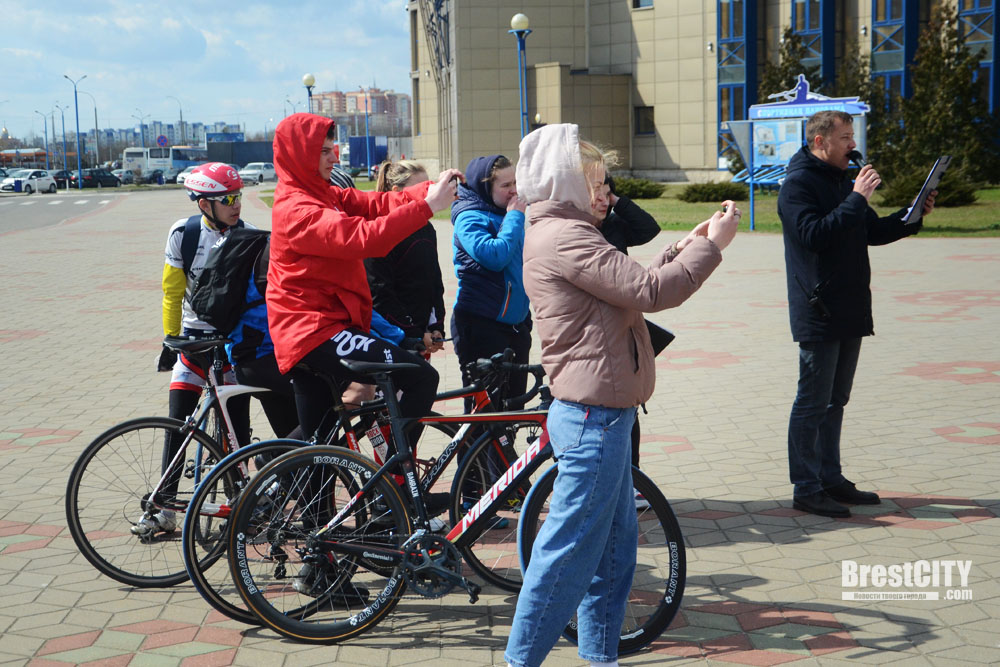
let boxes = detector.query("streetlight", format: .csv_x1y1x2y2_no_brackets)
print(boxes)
303,73,315,113
64,75,87,187
54,103,69,172
78,91,99,165
509,13,532,138
34,110,51,170
285,98,300,118
359,86,371,172
265,117,274,140
132,109,150,148
167,96,185,144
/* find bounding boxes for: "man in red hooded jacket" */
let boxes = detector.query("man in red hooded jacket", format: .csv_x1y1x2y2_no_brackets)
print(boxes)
267,113,462,451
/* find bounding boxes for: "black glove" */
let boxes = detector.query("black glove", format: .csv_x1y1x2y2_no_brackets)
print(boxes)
156,344,178,372
401,337,426,352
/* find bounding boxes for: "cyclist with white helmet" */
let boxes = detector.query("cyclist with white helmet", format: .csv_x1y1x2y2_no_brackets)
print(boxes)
138,163,255,538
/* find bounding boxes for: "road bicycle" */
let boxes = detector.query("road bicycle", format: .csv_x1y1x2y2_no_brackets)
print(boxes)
65,336,267,587
224,359,685,652
181,351,546,625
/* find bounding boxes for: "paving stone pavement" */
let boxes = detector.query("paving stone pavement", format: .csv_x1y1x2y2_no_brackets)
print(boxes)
1,188,998,666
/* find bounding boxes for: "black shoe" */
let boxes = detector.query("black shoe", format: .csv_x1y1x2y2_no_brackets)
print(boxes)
793,491,851,518
825,480,880,505
423,491,451,518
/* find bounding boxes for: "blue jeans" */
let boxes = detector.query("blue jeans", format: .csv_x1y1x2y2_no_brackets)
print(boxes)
788,338,862,497
505,399,637,667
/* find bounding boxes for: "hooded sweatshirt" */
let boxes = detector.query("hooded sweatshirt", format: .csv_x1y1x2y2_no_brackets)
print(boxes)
450,155,529,325
267,113,433,373
518,124,722,408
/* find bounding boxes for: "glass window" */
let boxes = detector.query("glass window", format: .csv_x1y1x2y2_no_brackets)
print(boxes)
635,106,655,135
633,0,653,7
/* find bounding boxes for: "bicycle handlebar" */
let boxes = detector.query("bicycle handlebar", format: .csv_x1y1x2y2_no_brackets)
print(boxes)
467,349,548,410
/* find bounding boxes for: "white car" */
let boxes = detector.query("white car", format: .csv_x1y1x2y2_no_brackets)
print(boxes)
238,162,276,184
0,168,57,194
176,165,199,184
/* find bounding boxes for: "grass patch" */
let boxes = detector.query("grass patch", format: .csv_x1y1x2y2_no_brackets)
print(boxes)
253,180,1000,236
635,184,1000,237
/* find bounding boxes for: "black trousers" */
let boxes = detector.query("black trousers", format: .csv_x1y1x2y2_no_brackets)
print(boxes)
289,328,439,445
235,353,301,439
451,310,532,412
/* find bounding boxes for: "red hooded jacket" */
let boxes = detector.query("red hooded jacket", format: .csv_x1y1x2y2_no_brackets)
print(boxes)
267,113,433,373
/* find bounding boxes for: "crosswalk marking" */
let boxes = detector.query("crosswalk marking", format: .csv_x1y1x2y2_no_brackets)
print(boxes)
48,200,64,205
74,200,87,205
20,201,37,206
99,200,110,204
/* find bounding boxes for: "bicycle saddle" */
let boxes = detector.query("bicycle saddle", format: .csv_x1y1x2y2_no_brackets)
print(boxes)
340,359,422,376
163,335,231,355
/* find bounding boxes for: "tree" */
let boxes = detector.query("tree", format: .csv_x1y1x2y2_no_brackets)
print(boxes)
881,5,1000,187
758,27,823,100
831,38,891,169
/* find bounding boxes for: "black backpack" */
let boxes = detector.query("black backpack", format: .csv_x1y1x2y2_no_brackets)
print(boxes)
188,227,271,334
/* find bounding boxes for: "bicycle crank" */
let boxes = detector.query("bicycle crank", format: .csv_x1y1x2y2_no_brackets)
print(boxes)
400,533,481,602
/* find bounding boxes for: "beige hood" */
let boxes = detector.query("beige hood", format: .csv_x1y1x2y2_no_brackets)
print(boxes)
515,123,592,215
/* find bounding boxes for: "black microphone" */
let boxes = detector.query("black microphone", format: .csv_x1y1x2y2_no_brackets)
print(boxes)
847,150,865,169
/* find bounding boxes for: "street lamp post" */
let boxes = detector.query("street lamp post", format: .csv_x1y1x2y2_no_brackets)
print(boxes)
54,104,69,172
34,110,50,170
509,14,532,138
132,109,150,148
303,73,315,113
78,91,99,165
64,74,86,186
360,87,371,172
285,99,300,118
167,96,184,144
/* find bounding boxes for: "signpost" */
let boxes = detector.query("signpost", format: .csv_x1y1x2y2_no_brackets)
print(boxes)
723,74,870,230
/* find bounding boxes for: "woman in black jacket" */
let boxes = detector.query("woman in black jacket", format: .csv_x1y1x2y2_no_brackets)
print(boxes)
365,160,447,355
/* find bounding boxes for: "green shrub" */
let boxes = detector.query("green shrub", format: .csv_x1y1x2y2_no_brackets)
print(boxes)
613,177,666,199
677,181,749,203
877,167,978,208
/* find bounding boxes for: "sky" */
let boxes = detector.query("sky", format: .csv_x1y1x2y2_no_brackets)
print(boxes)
0,0,413,143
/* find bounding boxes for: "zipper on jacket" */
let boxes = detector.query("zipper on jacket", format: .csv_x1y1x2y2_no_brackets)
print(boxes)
500,282,512,319
628,328,640,372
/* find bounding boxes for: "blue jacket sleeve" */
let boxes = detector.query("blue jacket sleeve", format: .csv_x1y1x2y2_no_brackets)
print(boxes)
370,310,405,345
454,209,525,272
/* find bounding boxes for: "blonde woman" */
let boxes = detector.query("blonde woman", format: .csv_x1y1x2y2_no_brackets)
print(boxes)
365,160,447,354
505,124,739,667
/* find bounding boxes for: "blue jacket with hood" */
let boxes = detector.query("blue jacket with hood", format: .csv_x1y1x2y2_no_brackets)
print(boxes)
450,155,529,325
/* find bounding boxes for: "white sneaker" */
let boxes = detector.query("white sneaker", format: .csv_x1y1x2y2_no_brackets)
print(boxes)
130,510,177,536
634,492,651,510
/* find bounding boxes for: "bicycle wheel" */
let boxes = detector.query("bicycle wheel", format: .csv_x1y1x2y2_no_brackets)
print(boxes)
448,422,553,592
182,438,306,624
227,445,411,642
65,417,226,587
517,465,685,655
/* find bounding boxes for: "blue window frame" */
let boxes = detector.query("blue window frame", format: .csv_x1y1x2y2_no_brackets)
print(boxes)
717,0,757,165
792,0,835,86
958,0,997,112
871,0,918,99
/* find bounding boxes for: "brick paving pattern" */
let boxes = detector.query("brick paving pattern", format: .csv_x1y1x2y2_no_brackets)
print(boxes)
1,189,997,665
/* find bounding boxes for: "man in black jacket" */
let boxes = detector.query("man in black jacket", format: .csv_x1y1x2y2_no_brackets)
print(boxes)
778,110,936,518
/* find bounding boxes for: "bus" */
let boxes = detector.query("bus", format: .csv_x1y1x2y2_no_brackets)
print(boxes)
121,146,208,176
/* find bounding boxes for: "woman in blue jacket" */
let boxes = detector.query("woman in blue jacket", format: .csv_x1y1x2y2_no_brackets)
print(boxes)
450,154,531,407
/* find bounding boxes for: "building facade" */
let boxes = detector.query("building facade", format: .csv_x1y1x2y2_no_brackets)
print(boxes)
409,0,998,179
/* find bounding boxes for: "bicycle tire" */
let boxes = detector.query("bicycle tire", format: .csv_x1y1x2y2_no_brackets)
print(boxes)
517,465,685,655
227,445,411,643
65,416,226,587
448,423,552,592
182,438,306,624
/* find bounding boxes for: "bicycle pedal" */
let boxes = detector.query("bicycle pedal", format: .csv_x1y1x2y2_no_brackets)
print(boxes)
183,459,196,478
466,580,481,604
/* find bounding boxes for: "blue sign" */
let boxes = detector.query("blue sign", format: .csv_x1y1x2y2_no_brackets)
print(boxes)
206,133,245,143
748,74,870,119
156,134,168,147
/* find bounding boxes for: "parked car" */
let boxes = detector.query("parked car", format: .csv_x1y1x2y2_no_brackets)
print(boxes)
71,168,121,188
162,167,181,183
0,167,8,179
136,169,165,185
112,169,135,185
175,165,199,184
0,168,57,194
238,162,276,184
51,169,73,188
